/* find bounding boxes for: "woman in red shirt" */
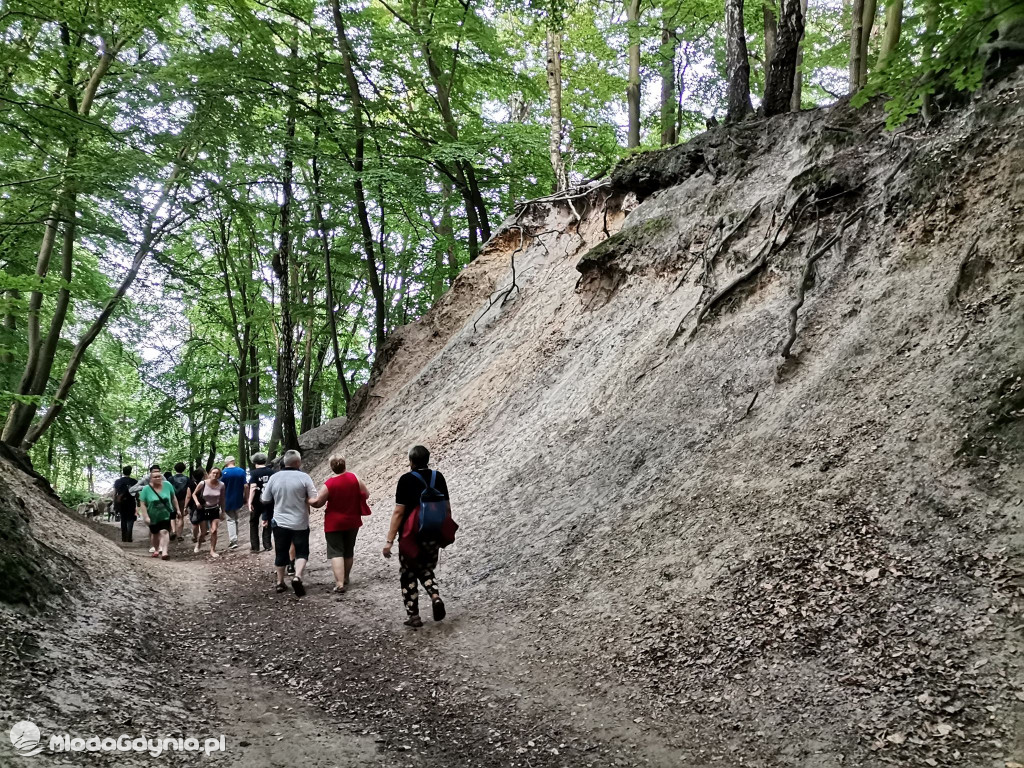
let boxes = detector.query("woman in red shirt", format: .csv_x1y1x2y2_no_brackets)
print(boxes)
310,455,370,593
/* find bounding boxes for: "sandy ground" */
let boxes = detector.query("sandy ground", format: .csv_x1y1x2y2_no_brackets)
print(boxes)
2,511,677,768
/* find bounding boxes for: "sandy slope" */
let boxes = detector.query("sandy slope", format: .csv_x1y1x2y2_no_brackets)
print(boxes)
306,77,1024,766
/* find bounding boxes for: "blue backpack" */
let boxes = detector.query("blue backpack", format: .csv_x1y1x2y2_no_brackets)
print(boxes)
413,471,447,536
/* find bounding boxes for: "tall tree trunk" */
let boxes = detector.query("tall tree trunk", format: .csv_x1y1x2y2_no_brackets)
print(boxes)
920,0,940,121
849,0,866,91
20,154,188,448
876,0,904,68
858,0,878,88
272,35,301,454
1,291,17,374
764,1,779,67
625,0,642,148
416,9,491,250
300,287,316,434
659,25,679,146
246,339,260,457
339,302,365,409
726,0,754,121
2,36,117,447
267,357,283,462
546,28,567,190
331,0,388,353
440,180,459,286
790,0,809,111
312,153,349,398
762,0,805,116
463,165,491,244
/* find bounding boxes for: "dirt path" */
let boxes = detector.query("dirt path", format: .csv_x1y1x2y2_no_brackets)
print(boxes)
84,519,669,768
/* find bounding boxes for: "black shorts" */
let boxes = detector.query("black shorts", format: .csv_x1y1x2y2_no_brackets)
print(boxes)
201,507,221,522
148,519,172,534
273,527,310,567
325,529,358,559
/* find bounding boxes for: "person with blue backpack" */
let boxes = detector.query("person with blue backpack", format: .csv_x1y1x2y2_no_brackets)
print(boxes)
382,445,458,628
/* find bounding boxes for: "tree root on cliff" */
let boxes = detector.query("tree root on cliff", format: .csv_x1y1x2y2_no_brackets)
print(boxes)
780,206,866,359
473,226,526,332
669,191,808,346
674,196,765,293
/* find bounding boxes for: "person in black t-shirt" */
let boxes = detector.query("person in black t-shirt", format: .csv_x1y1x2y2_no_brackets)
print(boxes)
169,462,191,542
247,452,275,552
112,466,139,543
383,445,450,627
184,468,206,544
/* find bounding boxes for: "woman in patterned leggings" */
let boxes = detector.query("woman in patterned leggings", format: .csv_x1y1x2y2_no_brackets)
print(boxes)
382,446,449,628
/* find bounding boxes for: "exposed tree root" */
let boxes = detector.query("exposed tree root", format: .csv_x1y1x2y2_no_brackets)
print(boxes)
780,206,866,359
473,227,526,332
736,390,760,422
674,196,765,293
669,191,808,345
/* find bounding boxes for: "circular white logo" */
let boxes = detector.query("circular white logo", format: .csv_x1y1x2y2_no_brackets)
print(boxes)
10,721,44,756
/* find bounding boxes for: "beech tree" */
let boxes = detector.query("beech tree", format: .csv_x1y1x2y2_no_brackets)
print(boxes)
725,0,753,121
762,0,805,116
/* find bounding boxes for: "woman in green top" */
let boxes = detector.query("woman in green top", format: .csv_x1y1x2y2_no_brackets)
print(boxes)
139,465,180,560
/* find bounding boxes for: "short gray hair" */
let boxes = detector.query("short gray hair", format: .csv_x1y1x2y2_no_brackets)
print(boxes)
250,452,268,466
408,445,430,467
282,450,302,468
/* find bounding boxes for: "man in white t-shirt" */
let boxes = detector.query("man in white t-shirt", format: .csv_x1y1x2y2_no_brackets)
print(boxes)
262,449,316,596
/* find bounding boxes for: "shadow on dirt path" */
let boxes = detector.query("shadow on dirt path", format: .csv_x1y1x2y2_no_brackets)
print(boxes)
152,522,668,768
55,515,667,768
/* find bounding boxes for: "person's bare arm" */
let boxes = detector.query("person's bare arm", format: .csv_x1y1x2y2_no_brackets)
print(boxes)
357,477,370,500
309,486,329,509
247,484,256,509
139,499,150,524
173,494,181,516
382,505,405,558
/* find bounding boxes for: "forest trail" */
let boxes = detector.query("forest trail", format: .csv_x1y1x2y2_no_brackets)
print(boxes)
71,519,677,768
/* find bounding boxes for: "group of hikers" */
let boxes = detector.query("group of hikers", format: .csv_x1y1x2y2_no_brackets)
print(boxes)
110,446,457,627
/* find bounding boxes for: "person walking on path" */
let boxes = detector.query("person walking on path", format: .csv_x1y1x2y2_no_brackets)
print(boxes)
247,452,275,553
139,465,179,560
220,457,247,550
382,445,456,627
169,463,191,543
193,467,226,557
263,450,316,596
183,467,205,544
308,455,370,594
112,466,138,543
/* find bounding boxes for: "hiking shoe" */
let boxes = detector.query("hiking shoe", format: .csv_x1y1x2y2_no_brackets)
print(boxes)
404,615,423,628
432,598,446,622
291,578,305,597
286,563,296,576
149,547,156,554
275,583,287,594
229,541,238,550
